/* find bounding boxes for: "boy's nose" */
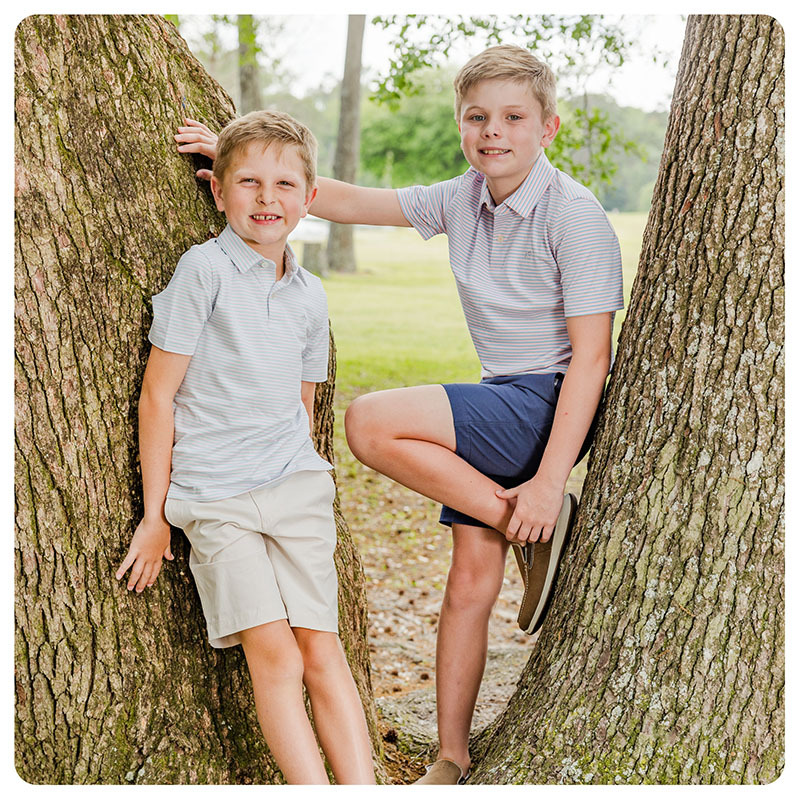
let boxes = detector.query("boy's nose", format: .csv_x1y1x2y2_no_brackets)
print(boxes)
257,190,276,205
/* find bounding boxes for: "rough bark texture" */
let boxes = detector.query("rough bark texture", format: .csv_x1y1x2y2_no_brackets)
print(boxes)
327,14,365,273
472,15,784,784
15,14,381,784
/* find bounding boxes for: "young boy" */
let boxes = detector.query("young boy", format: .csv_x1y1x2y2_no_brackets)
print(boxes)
176,44,623,785
117,111,374,785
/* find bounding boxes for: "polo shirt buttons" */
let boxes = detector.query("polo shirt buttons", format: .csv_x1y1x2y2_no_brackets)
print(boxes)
496,234,505,242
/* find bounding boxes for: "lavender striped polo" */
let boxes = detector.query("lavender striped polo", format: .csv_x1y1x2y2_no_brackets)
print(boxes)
148,224,331,502
397,152,624,377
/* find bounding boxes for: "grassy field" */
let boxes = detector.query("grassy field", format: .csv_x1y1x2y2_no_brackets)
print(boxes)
324,212,646,401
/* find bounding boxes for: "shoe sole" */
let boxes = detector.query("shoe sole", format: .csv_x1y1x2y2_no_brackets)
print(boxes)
519,492,578,634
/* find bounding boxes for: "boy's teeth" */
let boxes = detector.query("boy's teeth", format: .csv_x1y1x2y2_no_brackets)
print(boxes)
482,149,509,154
252,214,279,220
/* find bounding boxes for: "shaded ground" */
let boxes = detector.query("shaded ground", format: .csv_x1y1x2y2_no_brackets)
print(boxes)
333,395,587,783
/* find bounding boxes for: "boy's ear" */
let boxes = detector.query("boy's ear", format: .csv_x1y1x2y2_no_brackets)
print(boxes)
541,115,561,148
301,185,318,217
210,175,225,212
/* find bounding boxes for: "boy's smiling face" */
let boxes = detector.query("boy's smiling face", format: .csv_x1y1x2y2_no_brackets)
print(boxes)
211,142,316,266
458,78,560,205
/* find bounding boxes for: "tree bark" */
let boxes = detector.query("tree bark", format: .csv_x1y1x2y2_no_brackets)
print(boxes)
472,15,783,784
327,14,366,273
237,15,261,115
15,14,381,784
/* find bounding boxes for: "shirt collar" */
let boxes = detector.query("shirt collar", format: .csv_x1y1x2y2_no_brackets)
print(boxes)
477,151,556,218
216,224,307,285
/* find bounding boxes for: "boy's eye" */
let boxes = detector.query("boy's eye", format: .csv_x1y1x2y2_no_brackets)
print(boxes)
470,114,486,122
508,114,522,121
278,180,294,186
241,178,257,184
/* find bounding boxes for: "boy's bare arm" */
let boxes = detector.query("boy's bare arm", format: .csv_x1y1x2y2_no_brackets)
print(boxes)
175,118,410,227
312,178,410,227
116,346,191,592
301,380,316,433
497,312,613,544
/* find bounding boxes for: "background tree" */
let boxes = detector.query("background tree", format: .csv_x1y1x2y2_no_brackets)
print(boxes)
15,14,382,783
469,14,784,783
327,14,366,273
237,14,261,114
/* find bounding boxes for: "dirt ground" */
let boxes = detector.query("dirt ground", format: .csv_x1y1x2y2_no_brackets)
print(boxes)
334,416,587,783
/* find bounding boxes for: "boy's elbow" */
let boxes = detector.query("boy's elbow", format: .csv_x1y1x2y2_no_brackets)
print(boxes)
138,381,175,417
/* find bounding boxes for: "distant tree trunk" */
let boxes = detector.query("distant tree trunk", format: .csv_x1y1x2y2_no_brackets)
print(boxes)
237,14,261,115
15,14,381,784
472,15,784,784
327,14,365,273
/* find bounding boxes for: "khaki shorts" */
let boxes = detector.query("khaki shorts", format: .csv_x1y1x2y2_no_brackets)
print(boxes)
165,469,338,648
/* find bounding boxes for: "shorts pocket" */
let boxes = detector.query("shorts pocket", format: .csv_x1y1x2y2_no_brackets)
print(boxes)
164,497,187,529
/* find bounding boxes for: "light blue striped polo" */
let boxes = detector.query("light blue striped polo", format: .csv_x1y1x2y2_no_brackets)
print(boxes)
149,224,331,502
397,152,624,377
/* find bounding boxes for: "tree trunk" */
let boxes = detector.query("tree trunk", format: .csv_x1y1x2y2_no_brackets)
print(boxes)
472,15,783,784
237,15,261,115
327,14,365,273
15,14,381,784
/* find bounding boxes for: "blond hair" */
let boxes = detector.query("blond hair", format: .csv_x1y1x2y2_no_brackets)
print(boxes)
453,44,557,121
213,110,317,189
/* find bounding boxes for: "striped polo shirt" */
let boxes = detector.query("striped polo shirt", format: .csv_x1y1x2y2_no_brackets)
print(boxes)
397,152,624,377
149,224,331,502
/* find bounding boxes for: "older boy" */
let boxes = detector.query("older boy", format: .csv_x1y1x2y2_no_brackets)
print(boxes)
176,44,622,784
117,111,374,785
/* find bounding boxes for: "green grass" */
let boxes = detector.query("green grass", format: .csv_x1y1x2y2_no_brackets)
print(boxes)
324,212,646,399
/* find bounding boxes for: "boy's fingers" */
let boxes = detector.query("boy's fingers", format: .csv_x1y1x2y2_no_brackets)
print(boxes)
115,551,134,581
136,562,156,593
496,487,517,498
163,545,174,560
127,560,145,591
146,563,162,588
195,169,212,181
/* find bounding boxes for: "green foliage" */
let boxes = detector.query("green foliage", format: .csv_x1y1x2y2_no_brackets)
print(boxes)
360,69,467,187
549,101,645,197
370,14,636,107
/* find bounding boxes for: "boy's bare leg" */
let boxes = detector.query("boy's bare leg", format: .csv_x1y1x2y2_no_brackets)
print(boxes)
239,620,330,785
293,628,376,784
435,523,509,773
345,385,513,532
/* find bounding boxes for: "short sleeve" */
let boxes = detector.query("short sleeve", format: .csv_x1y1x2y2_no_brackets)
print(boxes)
552,199,625,317
301,283,330,382
148,247,218,355
397,181,453,240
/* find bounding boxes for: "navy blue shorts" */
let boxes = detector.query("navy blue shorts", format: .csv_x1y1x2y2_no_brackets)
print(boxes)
440,372,599,528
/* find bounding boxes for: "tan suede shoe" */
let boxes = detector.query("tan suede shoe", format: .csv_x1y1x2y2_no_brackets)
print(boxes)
412,759,470,784
514,492,578,634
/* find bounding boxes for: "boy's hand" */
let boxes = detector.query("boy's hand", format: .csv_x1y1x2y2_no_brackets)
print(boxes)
174,118,217,181
115,518,174,592
496,475,564,544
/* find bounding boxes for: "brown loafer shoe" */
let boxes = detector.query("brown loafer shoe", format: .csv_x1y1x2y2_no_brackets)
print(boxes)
412,758,470,784
514,492,578,634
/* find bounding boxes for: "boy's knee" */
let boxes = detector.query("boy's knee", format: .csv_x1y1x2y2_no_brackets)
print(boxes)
344,394,382,457
295,631,343,679
241,625,305,682
445,560,503,611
